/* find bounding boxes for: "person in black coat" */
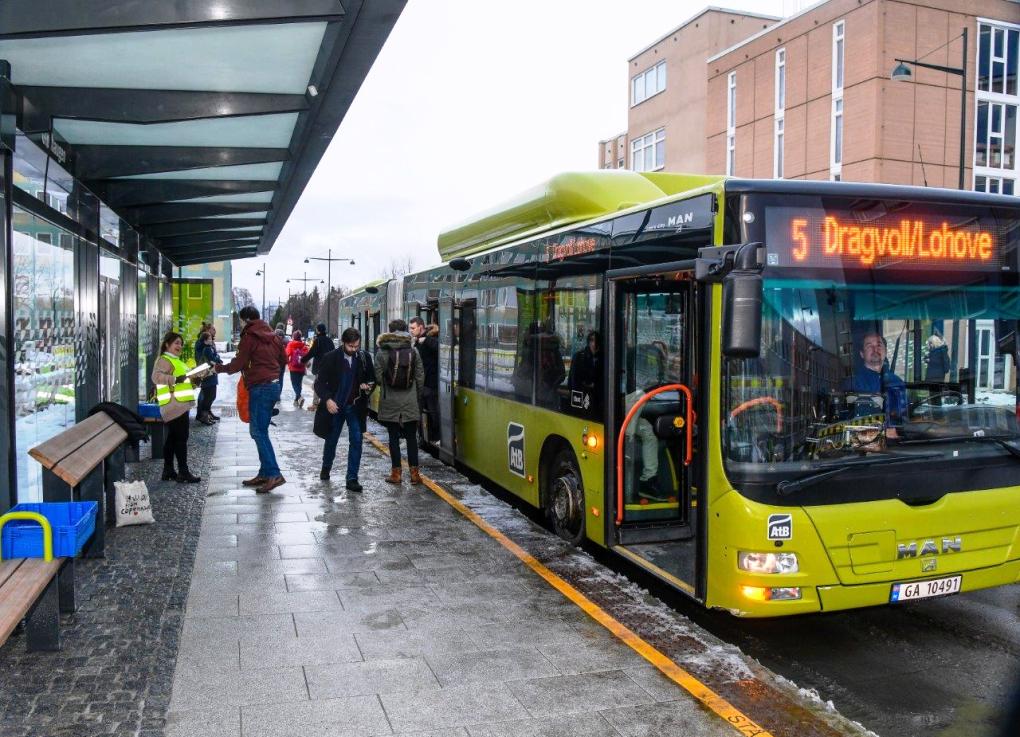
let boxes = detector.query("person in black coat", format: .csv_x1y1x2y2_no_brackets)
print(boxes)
312,327,374,491
409,317,440,442
302,322,336,409
196,330,223,425
568,330,602,415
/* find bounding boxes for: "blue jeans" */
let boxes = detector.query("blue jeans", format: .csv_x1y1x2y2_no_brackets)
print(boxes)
322,403,363,481
248,381,282,478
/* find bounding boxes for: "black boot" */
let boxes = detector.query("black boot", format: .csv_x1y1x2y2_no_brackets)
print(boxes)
177,467,201,483
320,467,330,481
162,465,177,481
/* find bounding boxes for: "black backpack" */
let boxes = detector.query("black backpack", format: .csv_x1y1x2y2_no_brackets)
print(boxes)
384,347,416,389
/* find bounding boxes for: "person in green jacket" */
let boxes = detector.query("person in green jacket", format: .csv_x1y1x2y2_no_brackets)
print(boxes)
374,319,424,485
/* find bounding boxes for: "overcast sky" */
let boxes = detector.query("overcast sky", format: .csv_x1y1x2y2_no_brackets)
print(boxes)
232,0,794,306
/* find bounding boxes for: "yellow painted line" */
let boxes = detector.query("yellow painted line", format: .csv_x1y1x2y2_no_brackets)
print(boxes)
616,544,696,596
364,432,773,737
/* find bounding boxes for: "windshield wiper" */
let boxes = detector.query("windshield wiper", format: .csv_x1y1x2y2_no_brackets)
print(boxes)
898,434,1020,459
776,452,943,497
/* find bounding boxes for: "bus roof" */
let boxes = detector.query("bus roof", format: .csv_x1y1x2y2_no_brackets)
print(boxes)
438,170,724,261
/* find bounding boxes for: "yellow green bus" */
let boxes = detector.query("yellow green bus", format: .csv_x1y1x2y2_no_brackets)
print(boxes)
349,171,1020,616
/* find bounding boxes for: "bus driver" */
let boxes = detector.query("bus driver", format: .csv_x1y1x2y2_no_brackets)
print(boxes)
843,330,907,437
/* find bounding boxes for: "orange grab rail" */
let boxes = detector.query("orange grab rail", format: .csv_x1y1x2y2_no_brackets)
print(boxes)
616,384,693,526
728,396,783,434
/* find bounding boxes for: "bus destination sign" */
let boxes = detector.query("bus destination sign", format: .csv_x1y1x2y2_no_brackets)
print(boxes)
765,207,1005,271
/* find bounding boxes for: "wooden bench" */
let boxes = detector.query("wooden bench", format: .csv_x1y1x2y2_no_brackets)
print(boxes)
0,514,76,652
27,412,128,558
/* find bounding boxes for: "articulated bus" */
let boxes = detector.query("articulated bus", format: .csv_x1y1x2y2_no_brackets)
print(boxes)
339,171,1020,617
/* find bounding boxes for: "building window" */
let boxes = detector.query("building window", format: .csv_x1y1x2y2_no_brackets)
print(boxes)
775,48,786,113
631,61,666,106
774,118,785,178
975,175,1015,195
631,128,665,172
831,22,845,180
975,21,1019,195
727,72,737,176
775,49,786,178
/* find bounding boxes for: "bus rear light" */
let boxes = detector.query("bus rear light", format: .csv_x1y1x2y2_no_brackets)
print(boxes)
740,586,802,602
738,551,799,574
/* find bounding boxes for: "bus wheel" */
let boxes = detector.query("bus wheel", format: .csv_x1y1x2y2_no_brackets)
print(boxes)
546,448,585,545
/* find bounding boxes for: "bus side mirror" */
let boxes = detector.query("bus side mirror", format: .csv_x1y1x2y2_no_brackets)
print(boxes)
722,243,764,358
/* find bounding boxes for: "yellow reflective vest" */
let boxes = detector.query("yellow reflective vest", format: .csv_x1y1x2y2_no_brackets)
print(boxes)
155,353,197,406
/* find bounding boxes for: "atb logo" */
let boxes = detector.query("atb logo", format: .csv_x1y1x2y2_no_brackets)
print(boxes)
767,513,792,540
507,422,526,478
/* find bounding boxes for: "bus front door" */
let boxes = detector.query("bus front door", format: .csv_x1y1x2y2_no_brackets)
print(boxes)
607,277,700,596
437,297,457,464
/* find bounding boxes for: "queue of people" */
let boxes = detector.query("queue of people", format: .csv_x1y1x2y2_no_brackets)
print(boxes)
161,310,443,495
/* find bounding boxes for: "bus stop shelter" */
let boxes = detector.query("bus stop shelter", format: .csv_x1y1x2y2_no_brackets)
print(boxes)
0,0,406,511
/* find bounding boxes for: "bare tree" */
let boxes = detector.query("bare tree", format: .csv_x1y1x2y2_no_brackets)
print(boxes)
381,255,416,280
231,287,255,310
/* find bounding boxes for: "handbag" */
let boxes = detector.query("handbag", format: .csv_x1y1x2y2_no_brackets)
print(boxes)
237,376,250,423
113,480,155,527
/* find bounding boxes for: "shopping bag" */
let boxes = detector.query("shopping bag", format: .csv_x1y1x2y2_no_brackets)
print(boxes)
113,480,155,527
237,376,250,423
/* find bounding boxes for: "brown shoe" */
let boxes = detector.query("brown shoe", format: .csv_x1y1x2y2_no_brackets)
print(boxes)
409,467,422,485
242,476,266,487
256,476,286,494
384,468,402,484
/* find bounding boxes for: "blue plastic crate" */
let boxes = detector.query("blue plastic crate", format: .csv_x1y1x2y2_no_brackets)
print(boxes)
1,502,98,559
138,402,162,419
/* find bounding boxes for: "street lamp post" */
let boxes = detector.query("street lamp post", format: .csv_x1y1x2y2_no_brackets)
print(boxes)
255,263,266,318
285,272,324,296
305,250,355,337
891,27,968,190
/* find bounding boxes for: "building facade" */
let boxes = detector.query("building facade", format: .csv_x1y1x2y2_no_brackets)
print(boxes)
599,8,780,171
601,0,1020,193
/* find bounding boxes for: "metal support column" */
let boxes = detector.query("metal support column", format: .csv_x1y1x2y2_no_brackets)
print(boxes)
0,60,16,513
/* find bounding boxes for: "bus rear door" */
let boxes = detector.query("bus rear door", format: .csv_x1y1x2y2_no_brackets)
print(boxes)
606,272,701,597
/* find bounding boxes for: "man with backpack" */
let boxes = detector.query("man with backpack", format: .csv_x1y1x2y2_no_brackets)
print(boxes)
313,327,373,491
374,319,424,485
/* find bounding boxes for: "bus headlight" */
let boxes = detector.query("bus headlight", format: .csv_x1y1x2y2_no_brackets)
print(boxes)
738,551,799,574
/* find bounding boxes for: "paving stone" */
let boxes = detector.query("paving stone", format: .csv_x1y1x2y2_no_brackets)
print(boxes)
170,664,308,710
239,631,362,668
425,648,561,687
239,695,390,737
599,700,736,737
355,628,476,660
506,670,655,718
238,589,343,615
464,712,621,737
284,571,380,592
305,656,440,699
380,683,530,733
165,705,242,737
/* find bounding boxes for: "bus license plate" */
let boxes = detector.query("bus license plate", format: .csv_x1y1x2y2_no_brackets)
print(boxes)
890,575,961,603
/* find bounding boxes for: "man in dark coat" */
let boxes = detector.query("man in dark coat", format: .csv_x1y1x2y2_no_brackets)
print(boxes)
302,322,336,410
409,317,440,442
313,327,373,491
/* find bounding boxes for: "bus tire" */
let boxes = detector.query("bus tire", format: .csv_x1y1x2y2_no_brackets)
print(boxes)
545,448,585,546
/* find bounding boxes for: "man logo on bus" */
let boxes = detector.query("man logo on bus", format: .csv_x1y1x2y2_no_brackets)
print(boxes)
767,513,793,540
507,423,526,478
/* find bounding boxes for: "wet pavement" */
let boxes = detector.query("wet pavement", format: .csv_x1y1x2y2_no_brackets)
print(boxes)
165,375,873,737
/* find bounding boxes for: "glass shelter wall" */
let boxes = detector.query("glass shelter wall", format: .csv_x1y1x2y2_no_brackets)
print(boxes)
12,207,77,502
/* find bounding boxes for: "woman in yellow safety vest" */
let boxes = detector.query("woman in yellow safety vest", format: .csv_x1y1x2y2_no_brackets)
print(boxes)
152,331,201,483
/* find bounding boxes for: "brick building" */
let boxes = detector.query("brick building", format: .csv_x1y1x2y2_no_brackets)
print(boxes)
601,0,1020,194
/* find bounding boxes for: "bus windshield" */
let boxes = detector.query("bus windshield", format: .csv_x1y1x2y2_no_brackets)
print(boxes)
724,194,1020,504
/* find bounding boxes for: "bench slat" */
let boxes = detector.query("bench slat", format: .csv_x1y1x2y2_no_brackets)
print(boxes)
0,558,63,646
51,423,129,487
0,560,24,593
28,413,116,470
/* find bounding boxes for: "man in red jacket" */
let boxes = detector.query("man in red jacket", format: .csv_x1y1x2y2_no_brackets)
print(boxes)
216,306,288,493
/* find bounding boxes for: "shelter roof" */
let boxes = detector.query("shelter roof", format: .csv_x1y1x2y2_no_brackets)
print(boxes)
0,0,405,265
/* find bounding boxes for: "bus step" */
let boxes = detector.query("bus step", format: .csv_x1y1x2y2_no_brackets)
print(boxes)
618,523,693,545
